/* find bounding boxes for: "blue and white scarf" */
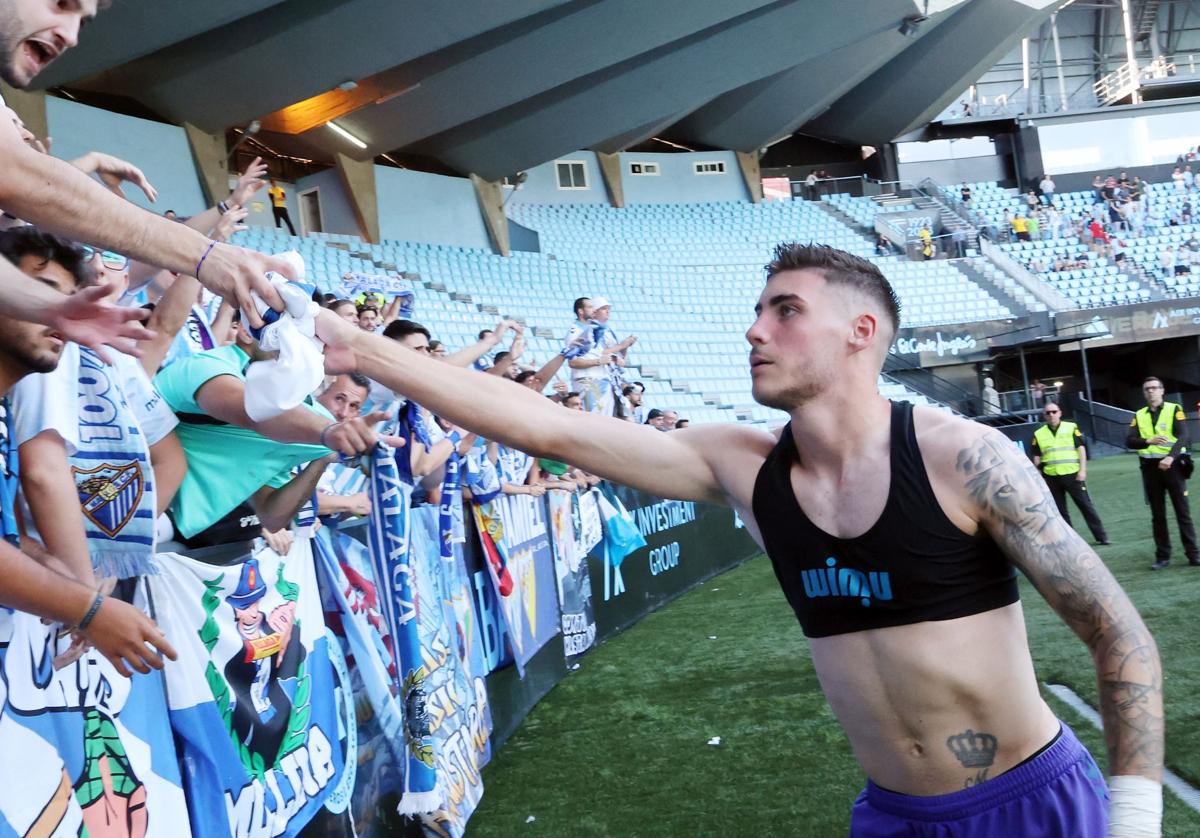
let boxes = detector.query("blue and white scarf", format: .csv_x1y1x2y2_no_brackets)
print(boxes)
463,440,501,505
591,320,629,391
162,304,216,368
438,435,463,559
365,442,440,815
74,347,157,578
0,396,18,546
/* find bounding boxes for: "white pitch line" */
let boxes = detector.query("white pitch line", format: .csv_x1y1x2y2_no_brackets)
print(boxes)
1045,683,1200,814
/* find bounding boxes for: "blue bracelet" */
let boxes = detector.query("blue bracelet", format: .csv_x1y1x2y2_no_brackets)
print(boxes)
78,591,105,631
195,240,217,279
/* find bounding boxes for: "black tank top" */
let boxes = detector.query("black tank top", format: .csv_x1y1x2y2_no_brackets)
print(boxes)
751,400,1018,639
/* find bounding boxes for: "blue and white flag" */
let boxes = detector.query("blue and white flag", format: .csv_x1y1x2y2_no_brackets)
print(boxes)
0,600,189,837
365,443,440,815
147,541,347,838
339,273,414,319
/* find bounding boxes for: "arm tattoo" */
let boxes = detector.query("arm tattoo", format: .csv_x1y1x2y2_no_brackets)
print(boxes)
956,433,1164,779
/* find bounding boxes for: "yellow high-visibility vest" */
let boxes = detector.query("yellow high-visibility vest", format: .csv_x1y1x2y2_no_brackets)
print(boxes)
1034,422,1083,476
1134,401,1183,457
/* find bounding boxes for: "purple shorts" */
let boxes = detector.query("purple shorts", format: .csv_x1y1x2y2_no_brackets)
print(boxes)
850,722,1108,837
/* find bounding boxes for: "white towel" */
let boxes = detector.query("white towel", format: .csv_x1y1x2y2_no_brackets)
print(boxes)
243,252,325,422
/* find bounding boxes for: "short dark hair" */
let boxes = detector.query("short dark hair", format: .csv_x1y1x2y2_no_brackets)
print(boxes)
0,227,94,289
493,350,510,363
477,329,493,340
646,408,664,421
383,319,431,342
564,391,581,402
765,243,901,337
358,305,379,316
514,370,537,384
573,297,590,317
346,372,370,390
1143,376,1163,386
428,339,443,351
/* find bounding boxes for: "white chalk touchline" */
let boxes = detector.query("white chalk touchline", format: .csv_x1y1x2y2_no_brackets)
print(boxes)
1045,683,1200,815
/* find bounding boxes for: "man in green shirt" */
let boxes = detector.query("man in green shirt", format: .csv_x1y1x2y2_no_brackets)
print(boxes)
154,319,389,543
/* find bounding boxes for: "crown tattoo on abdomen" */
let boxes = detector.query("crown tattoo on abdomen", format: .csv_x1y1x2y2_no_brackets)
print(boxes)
946,729,998,768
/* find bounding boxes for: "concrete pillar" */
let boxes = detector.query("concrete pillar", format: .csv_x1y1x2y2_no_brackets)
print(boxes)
736,151,763,203
471,174,510,257
595,151,625,208
183,123,230,207
335,153,380,244
0,83,48,142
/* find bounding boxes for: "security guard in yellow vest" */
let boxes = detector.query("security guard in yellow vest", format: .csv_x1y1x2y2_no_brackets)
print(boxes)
1030,403,1109,545
1126,376,1196,569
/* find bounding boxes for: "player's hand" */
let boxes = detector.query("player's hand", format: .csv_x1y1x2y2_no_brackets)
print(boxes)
230,156,268,207
47,285,155,362
195,244,292,328
315,308,359,374
1159,456,1174,471
82,597,178,677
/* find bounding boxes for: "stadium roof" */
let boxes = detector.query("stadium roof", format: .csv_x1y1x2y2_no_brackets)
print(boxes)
36,0,1059,180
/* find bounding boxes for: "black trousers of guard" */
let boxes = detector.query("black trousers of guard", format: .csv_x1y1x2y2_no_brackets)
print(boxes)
1044,473,1107,542
1140,458,1198,561
272,205,296,236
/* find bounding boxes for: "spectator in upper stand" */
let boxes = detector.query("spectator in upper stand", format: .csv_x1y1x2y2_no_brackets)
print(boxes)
1091,174,1105,204
1011,213,1030,243
1039,174,1056,206
1025,190,1040,213
1173,166,1186,193
566,296,618,415
267,178,297,236
621,382,646,424
960,182,972,205
1026,212,1040,242
1185,165,1195,192
357,305,380,333
1112,238,1128,265
951,227,967,259
804,170,819,201
1088,218,1109,250
919,225,935,259
1129,175,1145,204
661,410,679,431
1160,245,1177,280
592,297,637,409
875,234,893,256
1182,198,1194,225
644,408,668,431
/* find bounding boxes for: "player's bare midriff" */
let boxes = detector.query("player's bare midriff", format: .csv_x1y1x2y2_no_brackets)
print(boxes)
809,601,1060,796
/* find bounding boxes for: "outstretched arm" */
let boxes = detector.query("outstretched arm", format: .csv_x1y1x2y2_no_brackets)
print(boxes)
318,310,738,503
956,430,1163,784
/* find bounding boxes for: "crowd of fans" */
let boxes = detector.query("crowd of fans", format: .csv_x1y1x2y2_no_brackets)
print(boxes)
0,0,692,675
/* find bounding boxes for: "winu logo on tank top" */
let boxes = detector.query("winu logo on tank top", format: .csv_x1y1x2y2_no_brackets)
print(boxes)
800,557,893,607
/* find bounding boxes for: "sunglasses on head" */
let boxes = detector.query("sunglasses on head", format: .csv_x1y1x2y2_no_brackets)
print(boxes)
78,246,129,271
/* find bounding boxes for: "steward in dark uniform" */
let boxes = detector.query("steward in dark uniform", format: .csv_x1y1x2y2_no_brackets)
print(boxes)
1030,404,1109,545
1126,379,1197,569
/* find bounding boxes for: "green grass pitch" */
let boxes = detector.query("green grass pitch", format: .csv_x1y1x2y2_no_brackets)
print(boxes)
468,454,1200,836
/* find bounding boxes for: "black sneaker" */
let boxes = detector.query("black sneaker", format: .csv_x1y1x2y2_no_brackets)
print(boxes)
1151,560,1171,570
1188,558,1200,567
1098,539,1112,546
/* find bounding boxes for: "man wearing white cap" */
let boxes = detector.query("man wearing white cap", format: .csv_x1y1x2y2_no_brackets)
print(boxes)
567,296,635,415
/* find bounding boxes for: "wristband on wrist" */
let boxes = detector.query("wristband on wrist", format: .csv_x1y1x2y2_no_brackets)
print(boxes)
217,200,230,215
195,240,217,279
319,421,340,449
77,591,105,631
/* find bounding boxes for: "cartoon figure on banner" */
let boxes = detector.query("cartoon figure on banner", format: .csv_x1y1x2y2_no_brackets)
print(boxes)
0,613,186,838
221,558,307,771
